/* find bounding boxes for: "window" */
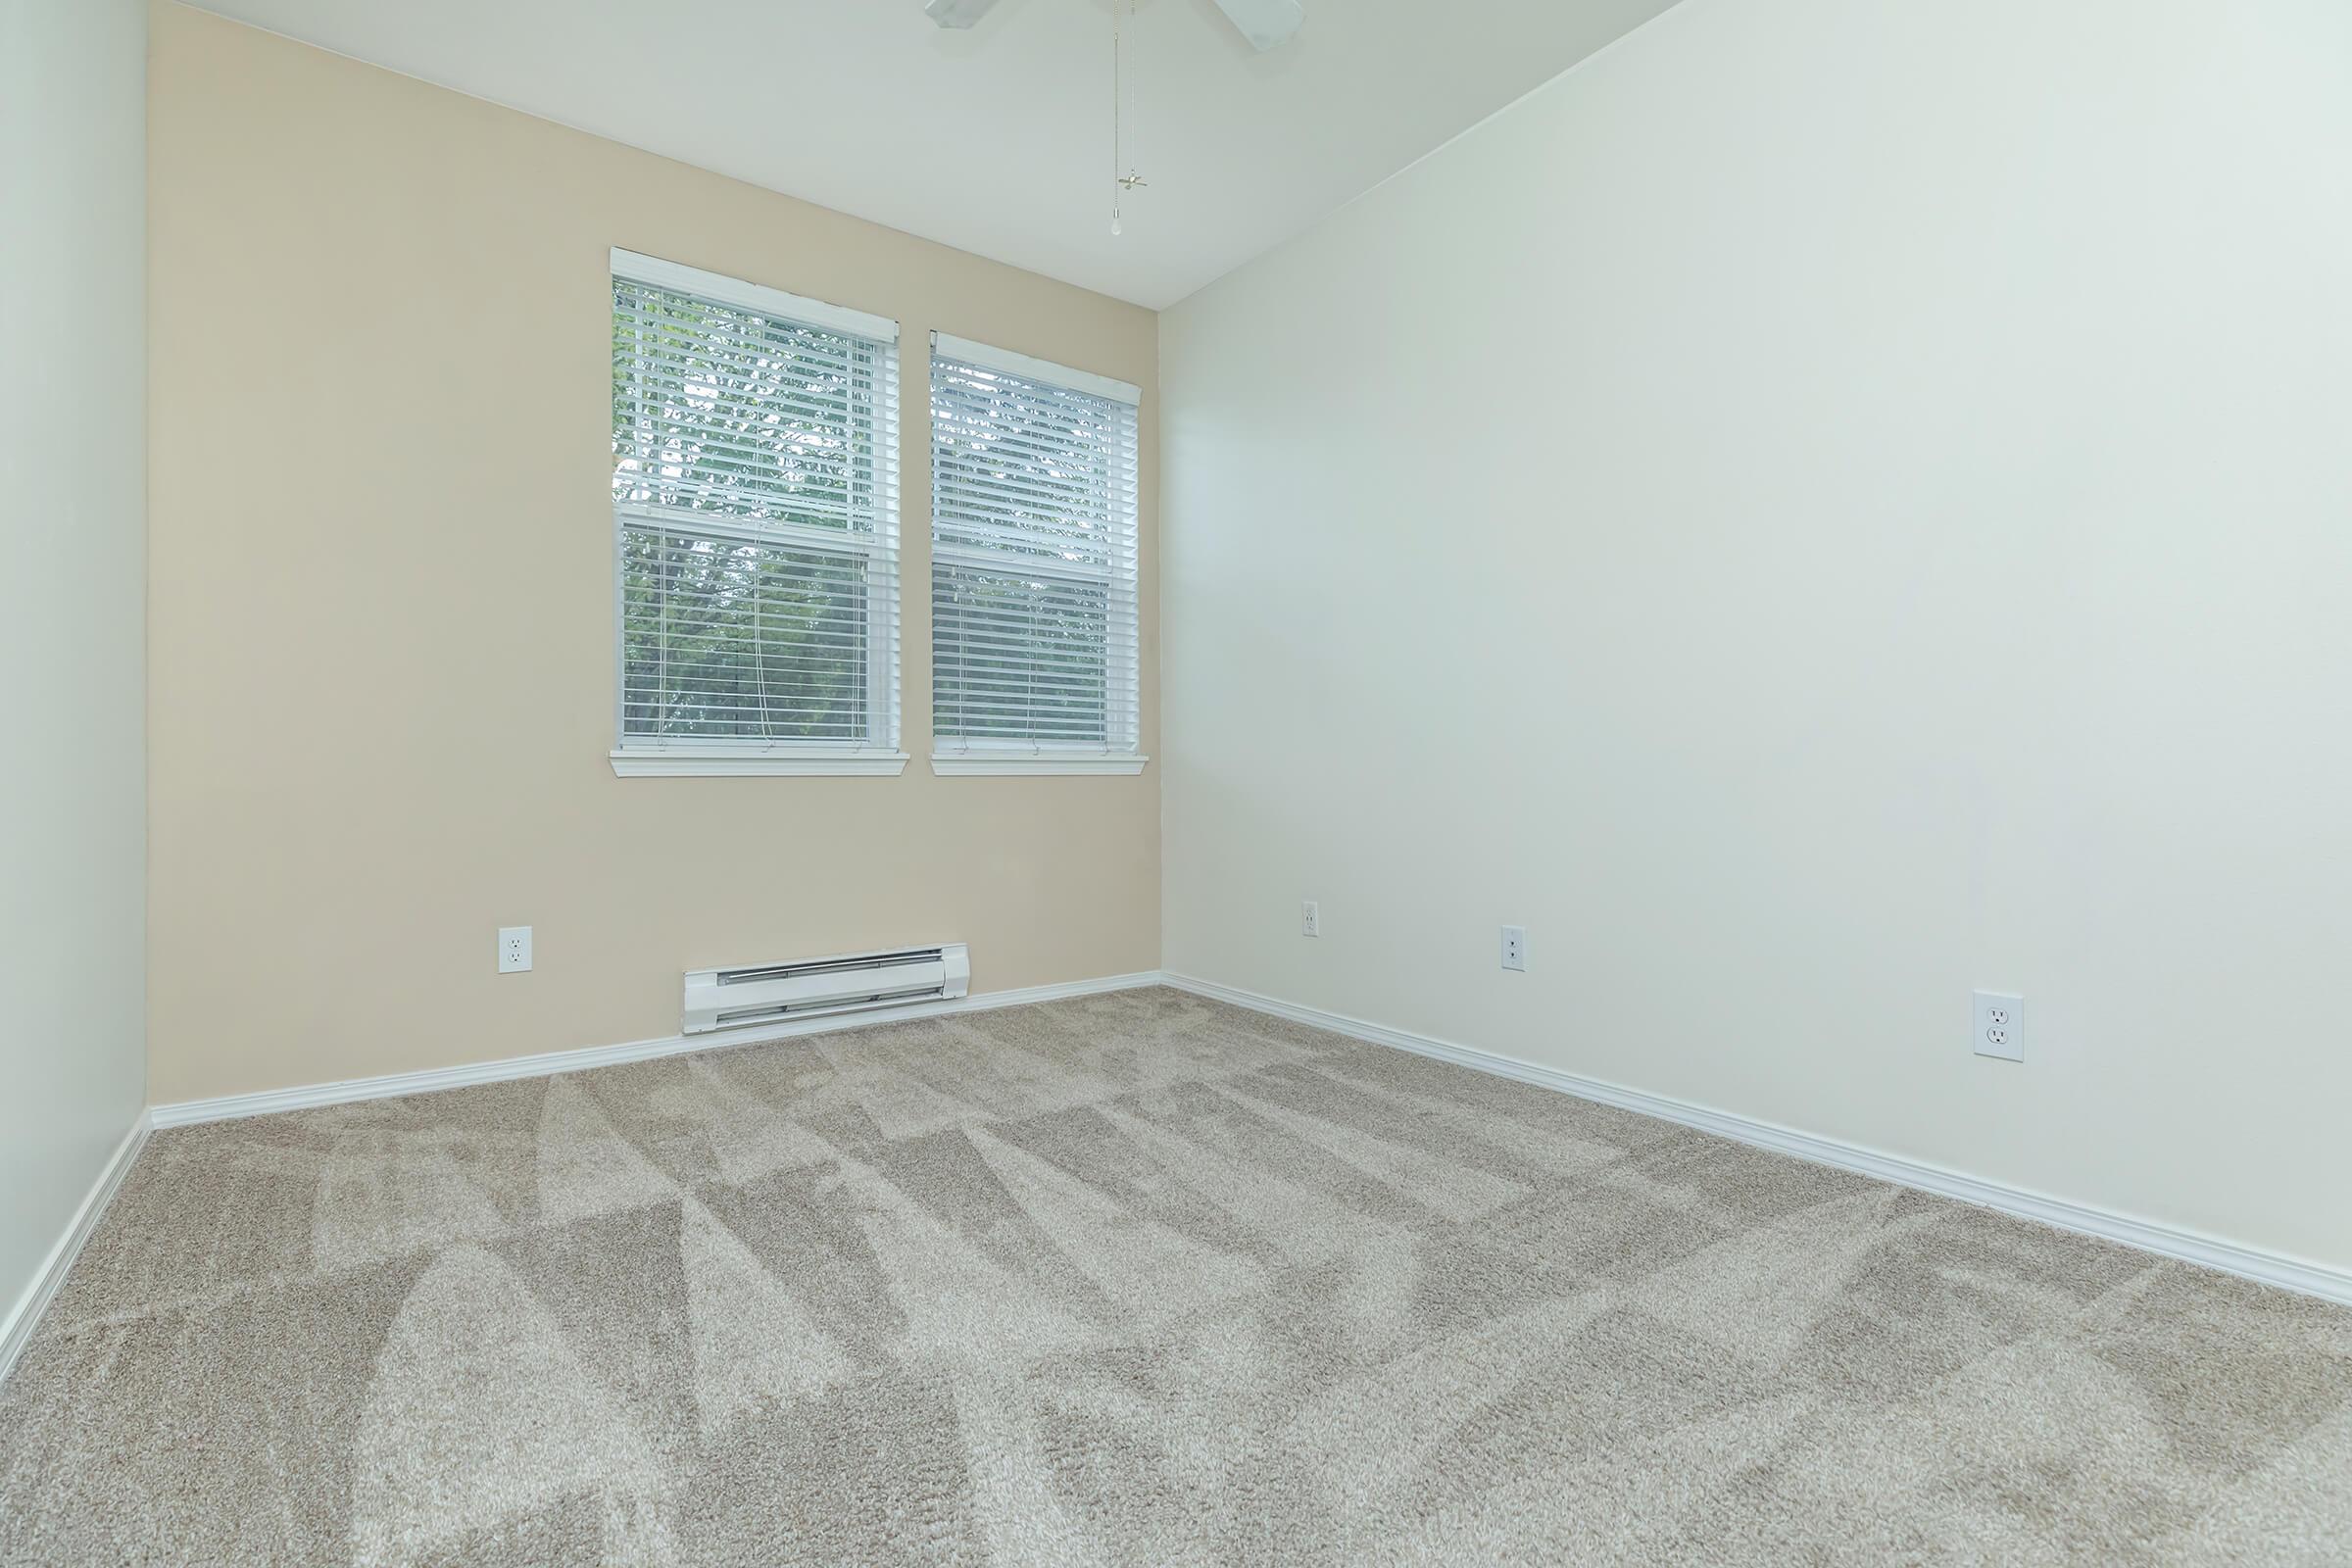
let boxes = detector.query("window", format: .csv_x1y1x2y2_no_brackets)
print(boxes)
609,250,903,775
929,334,1145,775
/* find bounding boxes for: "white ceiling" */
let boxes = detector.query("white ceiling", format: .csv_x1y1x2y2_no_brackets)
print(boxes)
189,0,1684,309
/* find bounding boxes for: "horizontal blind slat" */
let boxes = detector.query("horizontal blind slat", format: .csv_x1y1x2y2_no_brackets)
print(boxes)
931,338,1139,751
614,266,900,748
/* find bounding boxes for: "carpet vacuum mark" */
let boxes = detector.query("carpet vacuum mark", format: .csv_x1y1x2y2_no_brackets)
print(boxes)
4,988,2348,1564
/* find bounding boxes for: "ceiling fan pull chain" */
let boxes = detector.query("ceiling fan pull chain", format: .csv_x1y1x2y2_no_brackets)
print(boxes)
1111,0,1122,234
1111,0,1148,236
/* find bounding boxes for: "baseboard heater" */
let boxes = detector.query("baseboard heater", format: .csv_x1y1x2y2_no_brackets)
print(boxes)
682,943,970,1035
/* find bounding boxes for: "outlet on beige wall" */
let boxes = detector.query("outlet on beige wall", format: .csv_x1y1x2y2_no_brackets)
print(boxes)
144,2,1160,1105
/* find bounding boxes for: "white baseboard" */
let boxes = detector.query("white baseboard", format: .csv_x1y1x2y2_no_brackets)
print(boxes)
1162,971,2352,1307
122,965,2352,1307
149,971,1167,1129
0,1112,151,1388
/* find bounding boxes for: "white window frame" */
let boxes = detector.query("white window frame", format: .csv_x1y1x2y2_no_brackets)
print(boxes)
608,249,906,777
927,332,1147,777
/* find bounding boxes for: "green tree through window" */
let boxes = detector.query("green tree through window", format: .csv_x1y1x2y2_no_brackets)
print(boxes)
612,264,897,748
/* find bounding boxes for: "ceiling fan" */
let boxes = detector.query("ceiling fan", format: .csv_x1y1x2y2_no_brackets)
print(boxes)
923,0,1304,52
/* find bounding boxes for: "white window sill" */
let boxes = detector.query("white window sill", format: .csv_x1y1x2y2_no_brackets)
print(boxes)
611,749,910,778
930,753,1150,776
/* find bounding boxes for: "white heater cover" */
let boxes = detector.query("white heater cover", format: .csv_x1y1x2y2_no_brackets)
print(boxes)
683,943,970,1034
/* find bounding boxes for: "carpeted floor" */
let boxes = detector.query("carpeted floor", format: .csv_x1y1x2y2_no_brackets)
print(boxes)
3,988,2350,1565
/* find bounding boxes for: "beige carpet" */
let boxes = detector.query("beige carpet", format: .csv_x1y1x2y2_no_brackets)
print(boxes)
4,988,2349,1565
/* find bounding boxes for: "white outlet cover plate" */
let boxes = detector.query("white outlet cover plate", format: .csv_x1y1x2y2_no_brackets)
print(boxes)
1500,925,1527,972
1973,990,2024,1061
1301,901,1320,938
499,925,533,974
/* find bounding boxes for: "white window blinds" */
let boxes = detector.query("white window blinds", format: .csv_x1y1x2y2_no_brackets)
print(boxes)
930,333,1141,757
611,250,900,758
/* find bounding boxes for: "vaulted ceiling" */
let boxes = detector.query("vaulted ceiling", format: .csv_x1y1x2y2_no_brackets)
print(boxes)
189,0,1684,308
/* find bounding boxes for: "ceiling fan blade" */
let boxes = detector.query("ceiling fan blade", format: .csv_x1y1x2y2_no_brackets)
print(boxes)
924,0,1002,28
1209,0,1303,51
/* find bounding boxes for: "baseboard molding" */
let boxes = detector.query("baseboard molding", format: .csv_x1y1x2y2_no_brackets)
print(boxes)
149,971,1166,1129
0,1111,151,1388
1162,971,2352,1307
127,966,2352,1304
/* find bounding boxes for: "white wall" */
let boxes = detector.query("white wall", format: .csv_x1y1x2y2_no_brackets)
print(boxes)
0,0,149,1338
1161,0,2352,1270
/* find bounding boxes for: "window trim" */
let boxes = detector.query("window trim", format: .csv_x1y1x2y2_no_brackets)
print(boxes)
611,747,910,778
929,749,1149,777
930,330,1141,407
612,248,898,345
610,250,902,773
927,333,1143,766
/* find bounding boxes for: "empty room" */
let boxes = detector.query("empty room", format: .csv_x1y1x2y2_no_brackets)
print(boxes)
5,0,2350,1561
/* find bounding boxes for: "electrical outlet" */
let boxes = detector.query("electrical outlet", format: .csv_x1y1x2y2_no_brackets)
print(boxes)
1974,990,2024,1061
499,926,533,974
1500,925,1527,972
1301,901,1320,938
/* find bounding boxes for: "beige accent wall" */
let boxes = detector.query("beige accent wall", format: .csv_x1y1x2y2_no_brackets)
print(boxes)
146,2,1159,1105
